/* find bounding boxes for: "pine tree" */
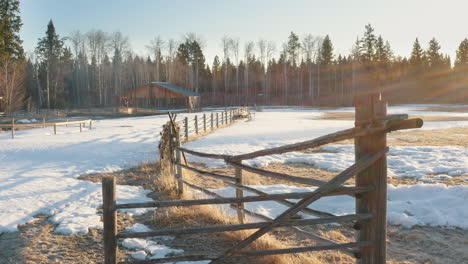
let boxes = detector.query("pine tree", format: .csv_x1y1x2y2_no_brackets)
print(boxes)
0,0,23,61
455,38,468,68
361,24,376,64
426,38,443,69
319,35,334,65
35,20,64,109
287,31,301,65
409,38,425,68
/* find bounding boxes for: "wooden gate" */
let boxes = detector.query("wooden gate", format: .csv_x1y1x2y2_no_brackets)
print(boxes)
102,94,423,263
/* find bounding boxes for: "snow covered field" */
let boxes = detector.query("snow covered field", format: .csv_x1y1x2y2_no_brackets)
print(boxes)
184,106,468,228
1,105,467,237
0,113,200,234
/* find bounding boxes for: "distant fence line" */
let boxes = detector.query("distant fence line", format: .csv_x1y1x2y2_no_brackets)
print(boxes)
172,107,251,142
0,119,93,139
101,94,423,263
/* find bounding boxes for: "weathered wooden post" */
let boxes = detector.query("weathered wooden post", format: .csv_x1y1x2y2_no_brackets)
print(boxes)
194,115,198,135
203,113,207,132
184,117,189,141
11,118,15,139
216,113,219,128
355,93,387,263
175,132,184,195
211,113,214,130
80,122,82,132
230,110,232,123
53,124,57,135
102,176,118,264
234,161,246,224
225,111,228,124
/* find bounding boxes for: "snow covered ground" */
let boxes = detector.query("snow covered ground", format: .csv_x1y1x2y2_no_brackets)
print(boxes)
183,106,468,229
0,113,200,234
1,105,467,236
185,109,468,178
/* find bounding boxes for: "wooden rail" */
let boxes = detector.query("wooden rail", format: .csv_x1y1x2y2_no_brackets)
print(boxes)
101,97,423,264
173,107,249,142
0,119,93,139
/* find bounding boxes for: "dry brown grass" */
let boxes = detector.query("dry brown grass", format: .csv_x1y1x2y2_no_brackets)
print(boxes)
154,192,326,264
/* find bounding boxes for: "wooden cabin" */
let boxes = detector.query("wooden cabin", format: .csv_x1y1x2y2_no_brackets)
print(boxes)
119,82,201,112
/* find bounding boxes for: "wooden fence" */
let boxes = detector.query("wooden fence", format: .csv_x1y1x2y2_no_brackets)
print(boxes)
172,107,250,142
102,95,423,264
0,119,93,139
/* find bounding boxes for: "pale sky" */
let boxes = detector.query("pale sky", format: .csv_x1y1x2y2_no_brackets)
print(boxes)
20,0,468,64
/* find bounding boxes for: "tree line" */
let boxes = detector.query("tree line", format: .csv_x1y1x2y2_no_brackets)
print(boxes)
1,0,468,112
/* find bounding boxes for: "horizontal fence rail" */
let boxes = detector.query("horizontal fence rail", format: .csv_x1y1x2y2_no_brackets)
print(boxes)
0,119,93,139
102,95,424,264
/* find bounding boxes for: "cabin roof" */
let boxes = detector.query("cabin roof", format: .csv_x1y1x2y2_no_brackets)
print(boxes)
151,82,201,97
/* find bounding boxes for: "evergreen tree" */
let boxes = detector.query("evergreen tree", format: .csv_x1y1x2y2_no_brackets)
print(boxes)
287,31,301,65
35,19,64,108
361,24,376,64
0,0,23,61
455,38,468,68
426,38,443,69
409,38,425,68
319,35,334,65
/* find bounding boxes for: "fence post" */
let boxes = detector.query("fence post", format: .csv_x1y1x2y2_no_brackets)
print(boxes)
80,122,82,132
184,117,189,141
195,115,198,135
89,120,93,130
11,118,15,139
211,113,214,130
354,93,387,263
102,176,118,264
216,113,219,128
53,124,57,135
230,110,232,123
203,113,207,132
175,132,184,195
234,161,246,224
225,111,228,124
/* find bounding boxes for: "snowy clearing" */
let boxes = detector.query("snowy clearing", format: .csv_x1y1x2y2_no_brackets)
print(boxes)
1,105,467,235
0,113,201,234
185,109,468,179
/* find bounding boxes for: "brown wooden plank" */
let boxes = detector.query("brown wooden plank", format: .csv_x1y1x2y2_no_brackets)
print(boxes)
210,149,387,263
102,176,118,264
117,213,373,238
227,161,326,186
237,241,372,257
179,163,236,182
225,128,358,161
355,95,389,264
177,174,356,256
178,147,231,159
116,189,361,209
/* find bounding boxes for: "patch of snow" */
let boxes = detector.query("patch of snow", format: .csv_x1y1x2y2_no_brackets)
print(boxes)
131,251,147,260
125,223,153,233
122,237,184,260
0,112,210,234
208,184,468,229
